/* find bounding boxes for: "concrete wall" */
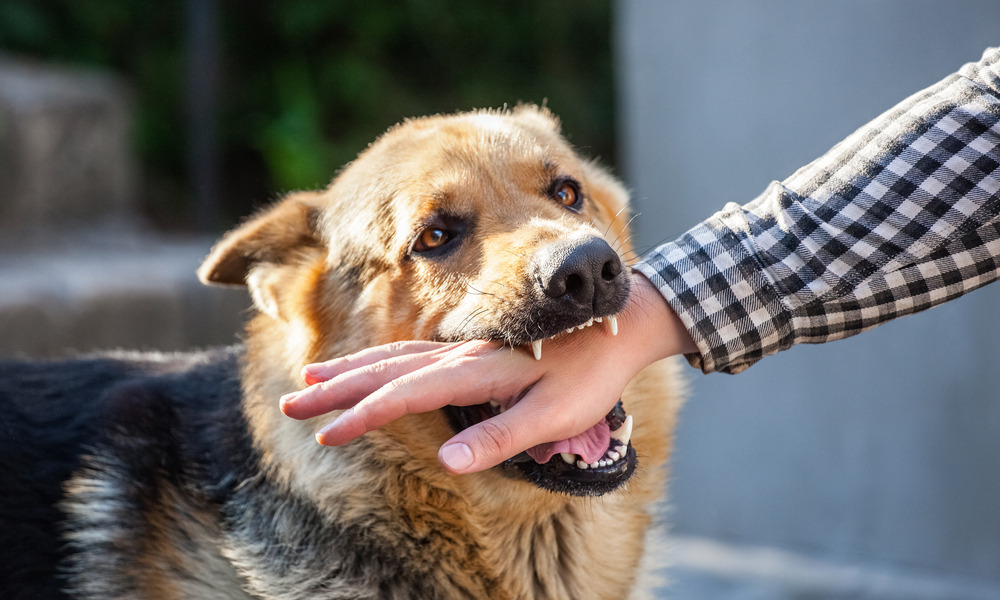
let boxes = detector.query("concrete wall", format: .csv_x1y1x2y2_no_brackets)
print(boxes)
0,57,247,359
0,57,136,229
615,1,1000,597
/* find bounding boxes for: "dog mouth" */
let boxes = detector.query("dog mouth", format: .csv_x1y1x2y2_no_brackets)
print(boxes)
525,314,617,361
442,315,637,497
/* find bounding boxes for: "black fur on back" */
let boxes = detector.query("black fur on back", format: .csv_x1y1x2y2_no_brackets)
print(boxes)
1,348,495,599
0,348,253,599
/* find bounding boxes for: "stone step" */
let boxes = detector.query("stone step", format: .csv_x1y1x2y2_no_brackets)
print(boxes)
0,227,248,359
0,55,136,229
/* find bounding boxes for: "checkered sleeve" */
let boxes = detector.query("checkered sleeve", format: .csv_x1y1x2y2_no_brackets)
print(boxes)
635,47,1000,374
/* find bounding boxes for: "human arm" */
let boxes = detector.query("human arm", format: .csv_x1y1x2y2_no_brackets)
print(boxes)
639,47,1000,374
282,47,1000,472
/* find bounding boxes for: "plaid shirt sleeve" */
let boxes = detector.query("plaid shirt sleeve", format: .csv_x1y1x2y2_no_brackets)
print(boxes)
635,47,1000,375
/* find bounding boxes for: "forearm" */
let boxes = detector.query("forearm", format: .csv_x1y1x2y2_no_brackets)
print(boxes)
637,47,1000,374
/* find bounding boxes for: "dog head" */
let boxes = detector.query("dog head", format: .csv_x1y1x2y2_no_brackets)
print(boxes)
199,106,643,496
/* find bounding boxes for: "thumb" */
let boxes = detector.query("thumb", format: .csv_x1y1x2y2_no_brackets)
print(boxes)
438,417,519,474
437,396,569,474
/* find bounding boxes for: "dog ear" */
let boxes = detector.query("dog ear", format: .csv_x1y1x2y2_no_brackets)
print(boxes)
510,103,562,133
198,191,325,318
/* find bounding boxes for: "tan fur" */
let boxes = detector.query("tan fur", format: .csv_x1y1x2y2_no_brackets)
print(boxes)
200,105,683,599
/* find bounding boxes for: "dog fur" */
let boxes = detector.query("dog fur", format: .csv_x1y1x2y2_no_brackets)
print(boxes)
0,106,683,599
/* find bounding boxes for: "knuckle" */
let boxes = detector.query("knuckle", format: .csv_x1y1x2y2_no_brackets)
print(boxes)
362,359,395,382
384,340,412,354
473,419,516,459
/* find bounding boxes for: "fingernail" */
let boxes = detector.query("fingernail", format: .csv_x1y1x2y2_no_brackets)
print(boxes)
302,363,324,376
279,391,300,410
439,443,474,472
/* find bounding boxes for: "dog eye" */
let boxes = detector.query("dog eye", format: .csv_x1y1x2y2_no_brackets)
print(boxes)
550,178,583,210
414,227,452,252
410,214,468,257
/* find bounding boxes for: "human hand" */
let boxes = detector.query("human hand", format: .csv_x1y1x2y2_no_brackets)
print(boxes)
279,273,696,474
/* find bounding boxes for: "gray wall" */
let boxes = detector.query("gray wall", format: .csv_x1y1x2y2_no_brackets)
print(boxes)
615,1,1000,596
0,57,247,359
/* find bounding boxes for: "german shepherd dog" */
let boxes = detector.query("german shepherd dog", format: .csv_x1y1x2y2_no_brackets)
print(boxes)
0,106,683,599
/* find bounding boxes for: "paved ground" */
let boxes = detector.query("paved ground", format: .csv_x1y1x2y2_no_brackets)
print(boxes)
658,535,1000,600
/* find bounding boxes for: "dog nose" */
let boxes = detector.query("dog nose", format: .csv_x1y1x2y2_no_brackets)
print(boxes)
534,237,624,312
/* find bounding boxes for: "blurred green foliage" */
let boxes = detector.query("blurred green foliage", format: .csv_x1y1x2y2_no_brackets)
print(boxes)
0,0,616,227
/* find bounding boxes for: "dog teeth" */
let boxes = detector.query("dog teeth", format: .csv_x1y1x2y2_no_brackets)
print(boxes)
606,315,618,336
529,314,618,359
610,414,633,447
559,438,632,471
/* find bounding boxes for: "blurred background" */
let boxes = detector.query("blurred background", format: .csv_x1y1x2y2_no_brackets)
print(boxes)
1,1,998,598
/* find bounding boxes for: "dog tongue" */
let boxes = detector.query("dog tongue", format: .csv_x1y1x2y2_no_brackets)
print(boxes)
525,420,611,465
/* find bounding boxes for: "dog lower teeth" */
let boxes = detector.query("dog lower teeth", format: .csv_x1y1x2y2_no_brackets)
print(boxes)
559,438,631,470
528,314,619,361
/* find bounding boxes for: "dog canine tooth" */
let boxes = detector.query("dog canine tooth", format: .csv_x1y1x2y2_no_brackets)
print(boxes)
531,340,542,361
608,450,620,462
560,453,577,465
610,414,633,447
606,315,618,336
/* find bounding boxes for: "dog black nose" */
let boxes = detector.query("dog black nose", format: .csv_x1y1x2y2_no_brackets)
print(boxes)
534,237,624,313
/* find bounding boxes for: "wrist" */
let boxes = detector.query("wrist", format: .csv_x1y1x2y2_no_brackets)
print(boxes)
620,271,697,365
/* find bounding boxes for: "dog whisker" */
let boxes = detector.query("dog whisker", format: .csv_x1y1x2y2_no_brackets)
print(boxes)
457,307,491,332
610,213,641,249
602,205,632,239
464,280,500,298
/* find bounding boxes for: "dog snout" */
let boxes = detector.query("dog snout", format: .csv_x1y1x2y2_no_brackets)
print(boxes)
534,237,625,314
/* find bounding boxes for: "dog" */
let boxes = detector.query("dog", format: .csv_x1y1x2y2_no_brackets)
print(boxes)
0,105,684,599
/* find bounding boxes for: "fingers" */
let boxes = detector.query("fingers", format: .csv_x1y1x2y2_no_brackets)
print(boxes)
436,385,594,474
314,343,534,446
282,341,478,420
300,341,450,385
437,401,547,474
